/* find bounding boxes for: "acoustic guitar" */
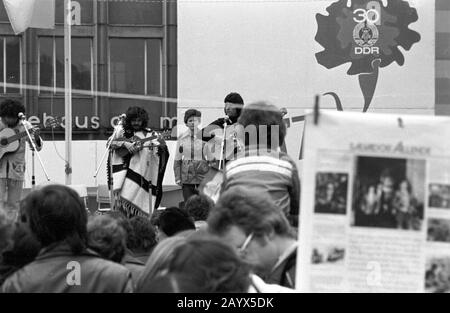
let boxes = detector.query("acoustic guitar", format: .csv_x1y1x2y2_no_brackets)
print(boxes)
112,130,172,158
0,117,59,160
0,127,39,159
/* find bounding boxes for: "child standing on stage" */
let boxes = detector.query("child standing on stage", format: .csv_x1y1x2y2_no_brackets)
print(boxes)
174,109,210,202
0,99,42,220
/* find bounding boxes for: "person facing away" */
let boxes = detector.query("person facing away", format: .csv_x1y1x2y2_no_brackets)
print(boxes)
174,109,210,202
127,216,158,264
157,238,252,293
108,106,169,218
207,187,298,289
154,207,196,241
221,101,300,227
184,194,214,230
0,214,41,286
1,184,132,293
0,99,42,221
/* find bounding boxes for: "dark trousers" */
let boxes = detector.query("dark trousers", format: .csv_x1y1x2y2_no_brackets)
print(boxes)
182,184,199,202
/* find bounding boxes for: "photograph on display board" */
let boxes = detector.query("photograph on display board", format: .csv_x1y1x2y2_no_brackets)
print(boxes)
427,218,450,243
314,173,348,215
311,244,345,266
428,184,450,209
425,257,450,293
351,156,425,230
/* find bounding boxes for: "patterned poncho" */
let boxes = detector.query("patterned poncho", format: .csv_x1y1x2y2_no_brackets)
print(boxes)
108,127,169,218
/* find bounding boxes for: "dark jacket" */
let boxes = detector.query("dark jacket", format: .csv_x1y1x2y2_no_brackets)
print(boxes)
122,252,145,290
265,243,297,289
1,243,133,293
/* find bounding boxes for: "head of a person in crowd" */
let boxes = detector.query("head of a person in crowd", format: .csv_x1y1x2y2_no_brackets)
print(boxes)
107,211,132,242
127,216,158,256
224,92,244,123
87,215,127,263
238,101,286,150
156,207,196,240
184,194,213,222
136,236,187,291
184,109,202,134
0,99,24,128
164,238,251,293
19,184,88,255
0,211,14,257
207,187,295,278
124,106,149,134
1,218,41,269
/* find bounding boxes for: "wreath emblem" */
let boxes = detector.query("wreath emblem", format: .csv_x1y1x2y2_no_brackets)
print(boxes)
315,0,421,112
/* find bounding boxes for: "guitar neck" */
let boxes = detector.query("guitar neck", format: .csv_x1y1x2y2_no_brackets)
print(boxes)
7,130,30,144
114,134,159,144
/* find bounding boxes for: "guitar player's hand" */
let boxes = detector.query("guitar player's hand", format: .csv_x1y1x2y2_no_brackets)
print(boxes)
29,127,40,137
124,142,139,154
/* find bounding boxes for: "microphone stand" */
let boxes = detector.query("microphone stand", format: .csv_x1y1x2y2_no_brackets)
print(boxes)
218,117,229,171
94,115,125,211
94,115,124,179
19,114,50,185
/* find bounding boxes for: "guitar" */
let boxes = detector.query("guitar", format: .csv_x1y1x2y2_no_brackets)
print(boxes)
0,117,60,159
0,127,39,159
112,130,172,158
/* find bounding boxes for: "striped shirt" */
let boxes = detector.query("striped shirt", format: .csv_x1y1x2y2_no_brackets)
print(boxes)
223,148,300,218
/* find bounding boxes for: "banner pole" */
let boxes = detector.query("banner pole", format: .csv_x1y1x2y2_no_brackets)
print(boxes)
64,0,72,185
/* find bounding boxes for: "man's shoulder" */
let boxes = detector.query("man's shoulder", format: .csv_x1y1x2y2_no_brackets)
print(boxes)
204,118,227,130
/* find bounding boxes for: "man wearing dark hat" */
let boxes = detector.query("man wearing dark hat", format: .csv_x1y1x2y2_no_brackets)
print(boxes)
202,92,244,142
201,93,244,167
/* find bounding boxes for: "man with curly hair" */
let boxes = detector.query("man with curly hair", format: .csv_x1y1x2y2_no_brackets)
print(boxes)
108,106,169,218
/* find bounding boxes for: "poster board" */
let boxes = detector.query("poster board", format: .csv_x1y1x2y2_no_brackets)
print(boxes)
297,110,450,292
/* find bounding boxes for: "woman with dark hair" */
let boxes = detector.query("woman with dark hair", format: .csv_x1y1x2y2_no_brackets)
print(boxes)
108,106,170,218
1,184,132,293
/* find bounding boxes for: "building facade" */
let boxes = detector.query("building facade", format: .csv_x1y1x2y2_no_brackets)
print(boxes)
0,0,177,140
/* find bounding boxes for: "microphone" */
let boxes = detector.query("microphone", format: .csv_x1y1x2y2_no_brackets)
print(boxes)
18,112,26,120
223,115,231,125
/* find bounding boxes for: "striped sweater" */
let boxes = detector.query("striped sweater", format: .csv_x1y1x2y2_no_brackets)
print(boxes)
222,147,300,221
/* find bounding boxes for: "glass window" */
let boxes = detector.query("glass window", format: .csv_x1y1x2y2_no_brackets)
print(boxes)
0,38,3,90
108,0,162,25
110,39,145,95
72,38,92,91
39,37,53,94
39,37,92,94
0,37,21,94
147,39,162,95
110,38,162,96
6,37,20,93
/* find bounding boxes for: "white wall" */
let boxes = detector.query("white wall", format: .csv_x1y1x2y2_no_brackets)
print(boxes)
24,140,178,188
178,0,435,172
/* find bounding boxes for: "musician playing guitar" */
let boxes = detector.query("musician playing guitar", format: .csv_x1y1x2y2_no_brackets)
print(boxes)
0,99,42,220
108,106,169,218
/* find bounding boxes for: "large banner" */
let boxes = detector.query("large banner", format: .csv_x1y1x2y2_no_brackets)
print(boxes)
178,0,435,168
298,110,450,292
